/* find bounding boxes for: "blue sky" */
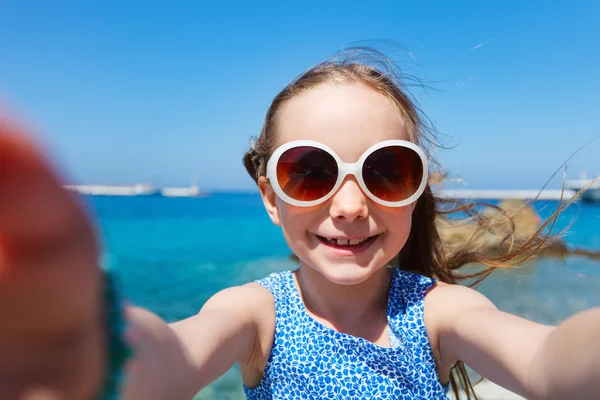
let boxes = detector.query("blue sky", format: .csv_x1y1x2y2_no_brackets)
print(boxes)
1,1,598,191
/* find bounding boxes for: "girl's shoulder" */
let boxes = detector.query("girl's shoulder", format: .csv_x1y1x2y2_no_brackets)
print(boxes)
423,279,491,324
423,280,495,313
221,281,276,387
423,279,500,373
200,282,276,342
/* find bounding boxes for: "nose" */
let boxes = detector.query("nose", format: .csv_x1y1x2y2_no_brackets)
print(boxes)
329,176,369,222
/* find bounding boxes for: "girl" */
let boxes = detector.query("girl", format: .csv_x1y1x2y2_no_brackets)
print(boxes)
1,48,599,400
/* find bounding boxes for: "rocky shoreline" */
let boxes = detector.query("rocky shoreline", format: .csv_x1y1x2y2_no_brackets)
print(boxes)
437,199,600,262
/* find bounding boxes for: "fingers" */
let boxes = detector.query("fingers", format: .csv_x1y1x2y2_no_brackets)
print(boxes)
0,117,102,335
0,116,99,267
0,114,106,400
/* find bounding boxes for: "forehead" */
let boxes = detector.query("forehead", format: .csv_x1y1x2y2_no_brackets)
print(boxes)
274,82,410,162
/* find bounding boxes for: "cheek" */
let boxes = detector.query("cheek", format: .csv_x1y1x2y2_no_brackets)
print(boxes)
276,199,315,237
276,204,320,260
381,206,414,244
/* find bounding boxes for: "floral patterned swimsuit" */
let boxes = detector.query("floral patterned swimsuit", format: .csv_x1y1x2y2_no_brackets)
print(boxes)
243,268,449,399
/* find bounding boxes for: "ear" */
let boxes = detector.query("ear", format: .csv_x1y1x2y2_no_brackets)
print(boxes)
258,176,281,226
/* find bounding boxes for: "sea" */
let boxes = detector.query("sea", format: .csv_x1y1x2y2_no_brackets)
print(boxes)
83,193,600,399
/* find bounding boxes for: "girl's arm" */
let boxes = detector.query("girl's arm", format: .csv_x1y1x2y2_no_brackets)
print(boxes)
0,120,274,400
529,307,600,399
426,283,600,399
122,283,275,400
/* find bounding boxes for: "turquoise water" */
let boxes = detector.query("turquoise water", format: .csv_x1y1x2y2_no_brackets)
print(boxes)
84,193,600,398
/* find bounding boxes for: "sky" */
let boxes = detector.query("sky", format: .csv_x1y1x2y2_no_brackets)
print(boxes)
0,1,599,191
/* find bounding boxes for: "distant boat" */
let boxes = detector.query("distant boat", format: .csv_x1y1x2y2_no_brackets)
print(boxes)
565,172,600,203
64,183,160,196
160,183,209,198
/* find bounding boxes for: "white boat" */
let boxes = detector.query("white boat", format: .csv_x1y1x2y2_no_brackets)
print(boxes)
565,172,600,203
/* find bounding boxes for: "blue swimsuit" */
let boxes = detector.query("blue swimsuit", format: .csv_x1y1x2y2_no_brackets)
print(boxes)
243,268,449,399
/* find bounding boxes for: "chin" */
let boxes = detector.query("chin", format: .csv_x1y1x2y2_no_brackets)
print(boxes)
305,258,385,286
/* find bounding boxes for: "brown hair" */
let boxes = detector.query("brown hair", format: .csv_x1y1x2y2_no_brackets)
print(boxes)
242,47,584,399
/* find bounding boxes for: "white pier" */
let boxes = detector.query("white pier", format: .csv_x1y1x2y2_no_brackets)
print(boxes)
64,184,160,196
438,189,577,201
64,183,210,198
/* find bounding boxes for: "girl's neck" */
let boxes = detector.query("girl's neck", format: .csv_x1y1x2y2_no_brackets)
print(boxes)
293,264,393,330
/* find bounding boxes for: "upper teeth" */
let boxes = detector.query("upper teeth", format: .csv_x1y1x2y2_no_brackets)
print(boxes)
326,237,368,246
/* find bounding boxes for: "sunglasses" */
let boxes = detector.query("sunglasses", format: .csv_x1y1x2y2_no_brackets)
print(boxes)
266,140,428,207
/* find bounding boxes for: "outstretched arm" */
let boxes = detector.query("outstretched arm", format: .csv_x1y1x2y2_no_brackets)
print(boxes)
122,283,274,400
0,119,274,400
528,307,600,399
427,283,600,399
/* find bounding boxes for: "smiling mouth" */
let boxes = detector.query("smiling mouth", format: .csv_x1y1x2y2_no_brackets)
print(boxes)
315,234,379,248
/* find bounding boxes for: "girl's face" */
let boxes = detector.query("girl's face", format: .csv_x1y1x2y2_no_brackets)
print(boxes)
259,82,415,286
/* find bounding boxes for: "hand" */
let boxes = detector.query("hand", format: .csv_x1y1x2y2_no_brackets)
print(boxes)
0,118,106,400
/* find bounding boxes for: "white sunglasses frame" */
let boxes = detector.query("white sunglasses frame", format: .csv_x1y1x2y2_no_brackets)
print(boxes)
266,139,429,208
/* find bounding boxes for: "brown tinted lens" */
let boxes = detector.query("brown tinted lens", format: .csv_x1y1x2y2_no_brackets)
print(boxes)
276,146,339,202
362,145,423,202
